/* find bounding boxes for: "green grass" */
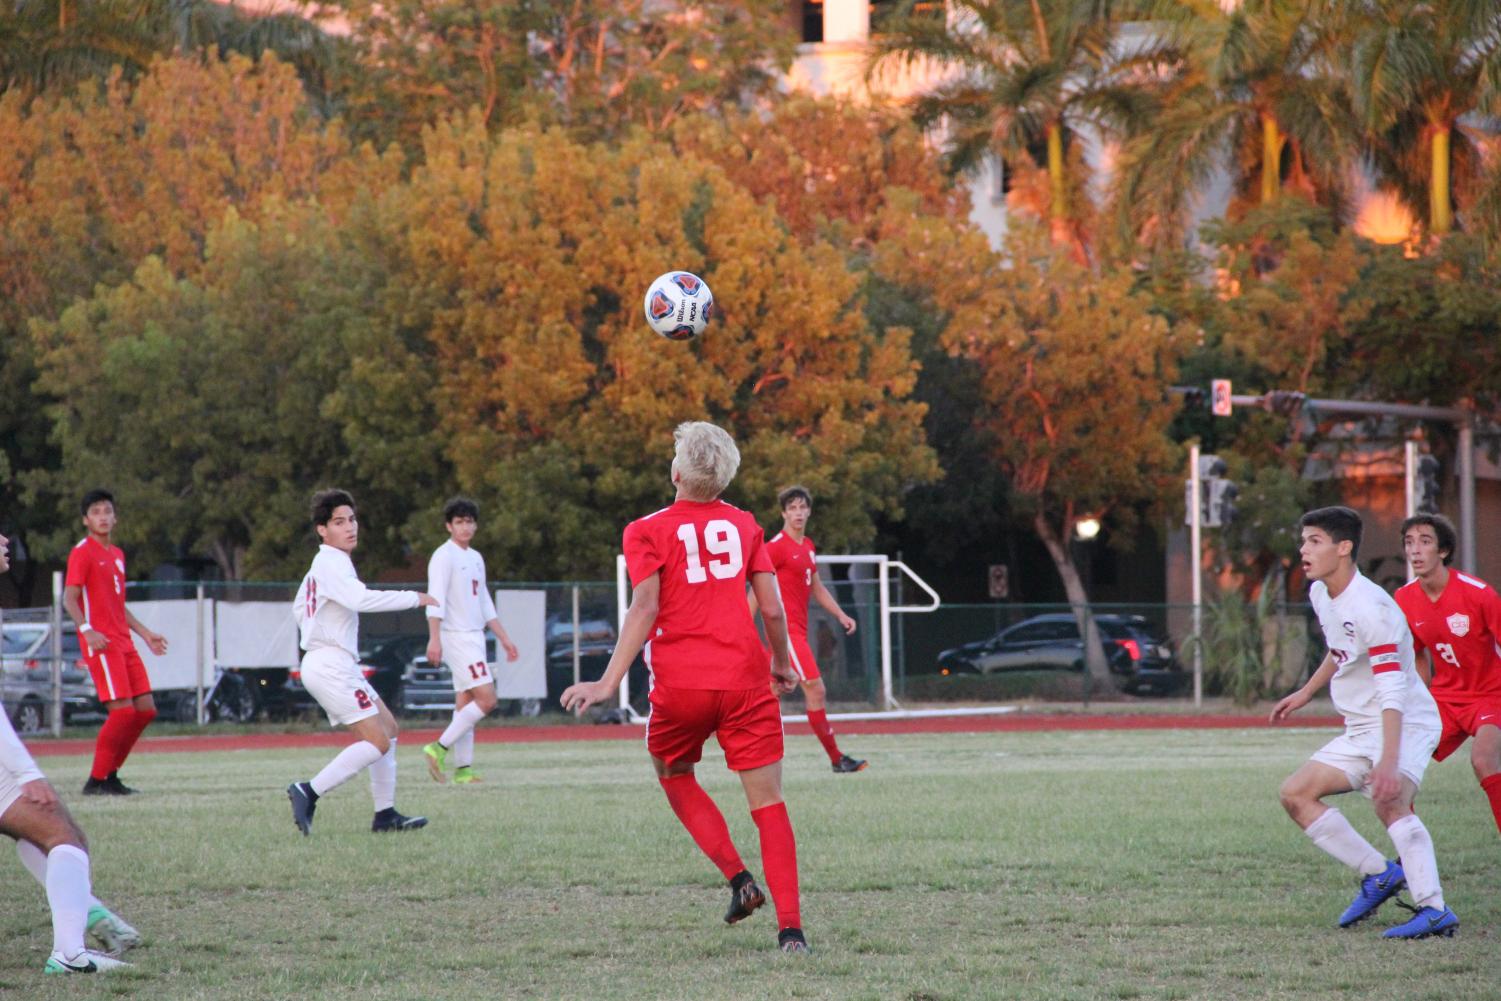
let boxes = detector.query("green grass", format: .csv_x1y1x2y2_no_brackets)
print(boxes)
3,728,1498,1000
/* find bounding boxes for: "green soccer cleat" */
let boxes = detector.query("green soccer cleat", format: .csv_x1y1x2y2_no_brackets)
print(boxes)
87,905,142,955
452,766,481,785
422,741,448,783
44,950,132,974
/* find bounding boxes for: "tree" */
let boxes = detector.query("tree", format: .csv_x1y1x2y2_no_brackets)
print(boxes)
392,116,940,578
1346,0,1501,236
876,217,1188,684
868,0,1155,250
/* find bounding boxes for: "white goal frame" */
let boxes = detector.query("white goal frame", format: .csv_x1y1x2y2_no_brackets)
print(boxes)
613,553,946,721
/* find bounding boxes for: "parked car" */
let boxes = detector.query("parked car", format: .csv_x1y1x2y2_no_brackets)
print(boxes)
936,613,1185,695
1,622,103,733
544,614,617,702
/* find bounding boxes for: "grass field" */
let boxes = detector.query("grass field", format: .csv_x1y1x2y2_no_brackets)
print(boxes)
2,726,1498,1000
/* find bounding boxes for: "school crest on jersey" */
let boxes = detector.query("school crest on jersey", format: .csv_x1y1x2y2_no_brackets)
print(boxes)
1447,612,1471,637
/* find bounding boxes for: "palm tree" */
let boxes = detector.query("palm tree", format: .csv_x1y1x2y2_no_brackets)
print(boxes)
1112,0,1359,248
1346,1,1501,236
867,0,1156,245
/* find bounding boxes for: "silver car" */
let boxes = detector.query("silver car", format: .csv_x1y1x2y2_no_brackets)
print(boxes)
1,620,101,733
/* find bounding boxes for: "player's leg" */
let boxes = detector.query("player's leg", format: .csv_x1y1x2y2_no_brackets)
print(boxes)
367,698,424,832
106,652,156,790
425,637,494,783
287,653,388,835
82,648,138,795
1,785,130,971
1468,719,1501,836
1376,731,1457,938
800,672,865,773
450,683,494,784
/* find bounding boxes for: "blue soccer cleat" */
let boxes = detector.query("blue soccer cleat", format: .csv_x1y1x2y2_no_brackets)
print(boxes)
1338,859,1405,927
1383,905,1458,940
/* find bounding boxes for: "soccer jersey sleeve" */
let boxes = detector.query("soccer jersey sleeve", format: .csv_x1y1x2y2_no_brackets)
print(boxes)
0,711,44,784
425,546,448,621
623,520,663,588
1480,584,1501,652
64,544,89,589
321,553,421,614
1362,604,1411,713
744,523,774,576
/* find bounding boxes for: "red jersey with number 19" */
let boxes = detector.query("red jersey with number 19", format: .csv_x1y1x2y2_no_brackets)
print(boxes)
766,532,816,638
64,536,132,641
1394,571,1501,702
623,499,775,690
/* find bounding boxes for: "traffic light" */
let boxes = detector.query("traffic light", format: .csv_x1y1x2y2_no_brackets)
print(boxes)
1263,390,1306,417
1210,477,1239,526
1415,454,1441,514
1184,454,1235,527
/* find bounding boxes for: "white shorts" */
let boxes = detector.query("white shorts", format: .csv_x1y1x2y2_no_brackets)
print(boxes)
0,763,44,824
1311,724,1443,794
300,647,381,727
441,630,494,694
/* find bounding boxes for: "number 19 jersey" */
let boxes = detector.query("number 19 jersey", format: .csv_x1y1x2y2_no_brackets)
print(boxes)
623,498,775,690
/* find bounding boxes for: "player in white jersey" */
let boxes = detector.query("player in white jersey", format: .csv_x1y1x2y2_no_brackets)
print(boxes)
0,531,138,974
286,490,438,836
1271,506,1457,939
421,497,519,784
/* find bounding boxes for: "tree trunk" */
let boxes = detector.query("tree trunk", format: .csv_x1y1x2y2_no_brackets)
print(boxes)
1260,114,1282,204
1430,123,1452,235
1033,511,1113,686
1046,122,1067,222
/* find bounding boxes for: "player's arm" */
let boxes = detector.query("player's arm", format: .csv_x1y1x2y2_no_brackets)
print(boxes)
561,574,659,714
1270,652,1338,722
751,571,798,695
425,551,447,666
746,585,760,619
323,561,436,613
124,608,168,656
1365,617,1411,803
62,584,109,653
478,571,518,661
811,574,856,634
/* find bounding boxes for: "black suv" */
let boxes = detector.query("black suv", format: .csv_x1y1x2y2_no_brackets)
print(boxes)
936,613,1185,695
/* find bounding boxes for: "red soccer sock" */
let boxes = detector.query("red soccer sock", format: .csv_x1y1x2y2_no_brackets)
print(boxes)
110,706,156,773
751,801,801,931
806,708,843,764
1481,774,1501,836
659,774,745,880
90,710,135,780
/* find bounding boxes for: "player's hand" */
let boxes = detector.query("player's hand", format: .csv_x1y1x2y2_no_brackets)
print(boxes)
82,628,110,652
1269,690,1309,723
145,631,168,656
417,593,439,608
770,660,798,696
837,613,857,635
426,641,443,667
19,779,58,808
561,680,611,716
1369,759,1402,805
502,639,519,662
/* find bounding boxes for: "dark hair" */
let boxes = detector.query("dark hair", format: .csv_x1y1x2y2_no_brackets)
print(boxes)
1401,513,1457,566
1299,506,1363,560
443,496,480,523
80,489,115,517
778,485,813,510
311,489,357,528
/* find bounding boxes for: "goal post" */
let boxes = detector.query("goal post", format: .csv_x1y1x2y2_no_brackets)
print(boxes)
614,553,943,720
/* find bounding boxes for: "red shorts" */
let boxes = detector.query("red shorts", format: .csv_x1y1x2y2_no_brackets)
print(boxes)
646,683,784,772
765,632,820,683
84,640,151,703
1433,697,1501,761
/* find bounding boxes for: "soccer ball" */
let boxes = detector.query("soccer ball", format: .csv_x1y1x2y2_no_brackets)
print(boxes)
643,271,714,341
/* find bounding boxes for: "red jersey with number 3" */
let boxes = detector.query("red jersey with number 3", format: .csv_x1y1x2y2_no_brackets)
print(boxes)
1394,571,1501,702
766,532,816,639
65,536,131,640
623,499,774,690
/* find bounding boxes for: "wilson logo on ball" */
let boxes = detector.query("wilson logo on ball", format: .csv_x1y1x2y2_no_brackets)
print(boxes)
648,290,675,321
671,273,702,295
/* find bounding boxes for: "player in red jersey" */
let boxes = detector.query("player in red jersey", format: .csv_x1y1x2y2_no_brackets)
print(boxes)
561,422,810,953
749,486,865,773
1394,513,1501,835
61,491,168,796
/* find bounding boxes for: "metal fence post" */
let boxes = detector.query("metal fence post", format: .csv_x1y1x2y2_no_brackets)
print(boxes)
50,571,63,737
571,584,581,688
196,583,206,725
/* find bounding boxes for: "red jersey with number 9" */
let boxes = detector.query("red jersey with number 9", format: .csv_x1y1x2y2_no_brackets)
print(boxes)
623,499,775,690
1394,571,1501,702
64,536,132,641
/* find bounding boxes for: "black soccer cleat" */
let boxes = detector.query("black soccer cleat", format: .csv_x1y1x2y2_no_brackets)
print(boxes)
287,781,317,836
832,754,868,774
104,773,138,795
81,777,109,796
778,927,811,953
724,871,766,925
371,809,428,833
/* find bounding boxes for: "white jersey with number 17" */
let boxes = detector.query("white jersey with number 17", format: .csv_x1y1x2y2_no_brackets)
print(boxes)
426,539,496,634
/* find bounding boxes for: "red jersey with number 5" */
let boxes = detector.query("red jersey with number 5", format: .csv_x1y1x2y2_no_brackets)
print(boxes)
65,536,132,641
766,532,816,639
1395,571,1501,702
623,499,775,690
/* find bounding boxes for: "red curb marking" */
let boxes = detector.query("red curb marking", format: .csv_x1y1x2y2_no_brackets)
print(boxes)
23,713,1343,757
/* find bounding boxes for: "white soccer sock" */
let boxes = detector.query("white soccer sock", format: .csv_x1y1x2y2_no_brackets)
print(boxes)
44,844,92,960
1305,808,1386,875
310,740,384,797
369,737,398,812
16,840,101,911
452,728,475,769
1388,814,1445,910
439,702,486,752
